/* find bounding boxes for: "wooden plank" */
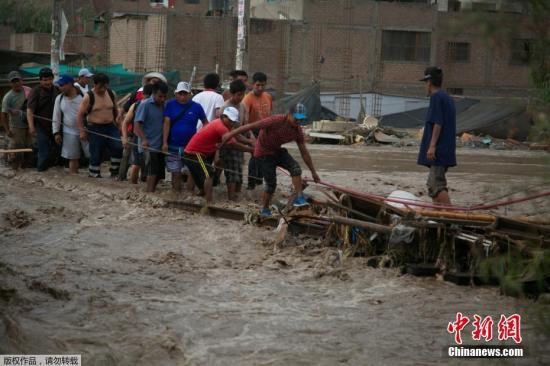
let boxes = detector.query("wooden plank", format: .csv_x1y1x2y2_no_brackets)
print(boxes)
315,214,392,234
0,148,33,153
307,132,346,140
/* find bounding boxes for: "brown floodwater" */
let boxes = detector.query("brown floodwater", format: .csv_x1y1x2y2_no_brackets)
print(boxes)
0,145,549,365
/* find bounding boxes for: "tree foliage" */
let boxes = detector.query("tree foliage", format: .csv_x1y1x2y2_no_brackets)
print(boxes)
444,0,550,142
0,0,51,33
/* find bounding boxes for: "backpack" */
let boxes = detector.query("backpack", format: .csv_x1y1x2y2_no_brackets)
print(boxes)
127,99,142,134
86,89,117,122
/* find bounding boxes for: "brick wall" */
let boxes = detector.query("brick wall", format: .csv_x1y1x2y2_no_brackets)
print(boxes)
110,15,166,72
433,11,533,97
165,14,236,82
110,0,534,98
111,0,210,15
144,14,167,71
8,33,105,60
110,17,138,70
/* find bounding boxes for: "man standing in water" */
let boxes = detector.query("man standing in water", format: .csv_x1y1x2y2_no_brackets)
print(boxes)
418,66,456,205
221,103,320,217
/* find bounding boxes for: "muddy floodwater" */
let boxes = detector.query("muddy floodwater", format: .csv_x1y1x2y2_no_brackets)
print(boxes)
1,145,549,365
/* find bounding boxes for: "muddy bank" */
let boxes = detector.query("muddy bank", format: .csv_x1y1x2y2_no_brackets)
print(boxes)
1,145,549,365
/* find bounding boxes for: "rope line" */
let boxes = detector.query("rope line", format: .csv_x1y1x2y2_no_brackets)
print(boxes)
18,112,550,213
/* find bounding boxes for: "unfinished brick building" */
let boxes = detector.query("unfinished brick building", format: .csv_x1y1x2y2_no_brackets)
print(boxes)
109,0,537,99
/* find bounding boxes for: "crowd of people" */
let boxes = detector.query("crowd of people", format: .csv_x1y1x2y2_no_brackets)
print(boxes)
1,67,321,217
2,65,456,213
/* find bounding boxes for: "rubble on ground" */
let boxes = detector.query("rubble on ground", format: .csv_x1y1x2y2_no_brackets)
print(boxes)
306,116,545,150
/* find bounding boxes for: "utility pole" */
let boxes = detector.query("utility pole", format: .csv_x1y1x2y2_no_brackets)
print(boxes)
51,0,62,79
235,0,250,71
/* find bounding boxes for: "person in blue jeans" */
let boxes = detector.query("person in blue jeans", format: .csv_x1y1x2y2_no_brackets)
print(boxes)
418,66,456,205
27,67,59,172
76,73,123,178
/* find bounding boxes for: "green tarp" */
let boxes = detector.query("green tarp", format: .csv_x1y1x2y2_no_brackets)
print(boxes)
20,64,180,96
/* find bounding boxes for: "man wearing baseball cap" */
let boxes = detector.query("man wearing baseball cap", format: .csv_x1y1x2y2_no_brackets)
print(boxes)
1,71,32,169
74,68,93,94
184,106,253,204
221,103,321,217
162,81,208,192
418,66,456,205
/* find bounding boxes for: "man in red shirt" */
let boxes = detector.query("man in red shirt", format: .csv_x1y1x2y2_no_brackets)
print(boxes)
221,103,320,217
184,107,253,204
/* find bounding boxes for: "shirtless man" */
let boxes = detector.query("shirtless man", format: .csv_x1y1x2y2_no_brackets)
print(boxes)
76,73,123,178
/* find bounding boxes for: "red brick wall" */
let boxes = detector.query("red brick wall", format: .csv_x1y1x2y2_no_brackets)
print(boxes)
118,0,535,98
165,15,236,82
111,0,210,15
433,11,533,97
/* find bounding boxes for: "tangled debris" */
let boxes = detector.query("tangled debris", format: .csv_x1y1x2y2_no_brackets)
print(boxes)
167,188,550,298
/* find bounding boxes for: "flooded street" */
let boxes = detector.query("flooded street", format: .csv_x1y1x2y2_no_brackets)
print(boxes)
1,145,549,365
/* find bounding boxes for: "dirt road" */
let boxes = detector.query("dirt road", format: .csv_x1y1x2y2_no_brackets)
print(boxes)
0,145,549,365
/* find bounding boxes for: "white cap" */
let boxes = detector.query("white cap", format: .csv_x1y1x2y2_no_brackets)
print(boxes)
222,106,240,123
78,68,93,77
143,71,167,84
78,68,94,78
175,81,191,93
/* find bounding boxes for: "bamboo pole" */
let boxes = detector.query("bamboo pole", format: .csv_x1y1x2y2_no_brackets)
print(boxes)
412,209,496,222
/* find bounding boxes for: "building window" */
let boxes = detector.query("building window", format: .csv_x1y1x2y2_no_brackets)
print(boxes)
250,19,273,34
382,30,431,62
510,39,532,65
447,87,463,95
448,0,461,11
446,42,470,63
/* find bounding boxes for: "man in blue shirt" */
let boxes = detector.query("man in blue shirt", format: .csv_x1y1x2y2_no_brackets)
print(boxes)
162,81,208,192
418,66,456,205
134,81,168,192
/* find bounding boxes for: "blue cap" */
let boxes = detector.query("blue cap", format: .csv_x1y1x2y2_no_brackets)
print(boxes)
292,103,308,120
55,74,74,87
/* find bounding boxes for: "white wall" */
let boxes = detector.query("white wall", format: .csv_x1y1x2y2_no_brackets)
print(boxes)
320,93,429,120
250,0,303,20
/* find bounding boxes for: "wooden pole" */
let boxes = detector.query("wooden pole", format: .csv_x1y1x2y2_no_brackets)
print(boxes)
0,148,33,153
301,214,392,234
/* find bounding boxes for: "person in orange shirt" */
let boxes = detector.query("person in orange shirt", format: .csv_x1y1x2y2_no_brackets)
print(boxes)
242,72,272,190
